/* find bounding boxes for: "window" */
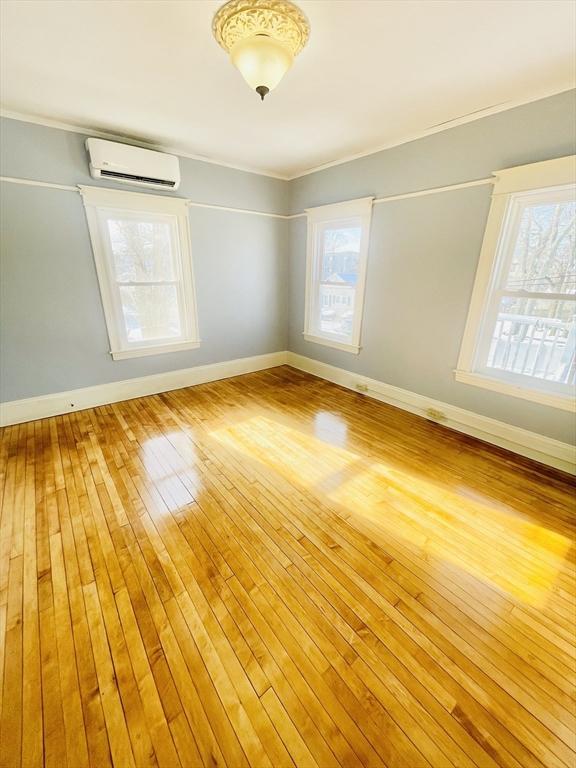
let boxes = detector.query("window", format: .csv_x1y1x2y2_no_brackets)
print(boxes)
456,156,575,411
304,197,373,353
81,186,199,360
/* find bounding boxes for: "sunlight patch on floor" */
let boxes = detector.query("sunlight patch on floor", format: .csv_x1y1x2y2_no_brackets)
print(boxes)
140,433,199,510
209,415,572,606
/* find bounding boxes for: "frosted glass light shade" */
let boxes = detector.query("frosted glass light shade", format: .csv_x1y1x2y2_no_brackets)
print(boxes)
230,35,293,94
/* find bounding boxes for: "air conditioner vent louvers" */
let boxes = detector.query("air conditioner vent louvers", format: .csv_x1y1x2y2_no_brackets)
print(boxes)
86,139,181,190
100,169,176,187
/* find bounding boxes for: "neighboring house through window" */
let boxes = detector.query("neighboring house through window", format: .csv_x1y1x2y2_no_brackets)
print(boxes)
304,197,373,354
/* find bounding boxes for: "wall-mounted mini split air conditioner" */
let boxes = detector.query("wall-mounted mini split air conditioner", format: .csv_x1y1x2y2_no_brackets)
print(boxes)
86,138,181,190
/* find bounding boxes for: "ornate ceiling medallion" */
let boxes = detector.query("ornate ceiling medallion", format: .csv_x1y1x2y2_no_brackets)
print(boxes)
212,0,310,100
213,0,310,56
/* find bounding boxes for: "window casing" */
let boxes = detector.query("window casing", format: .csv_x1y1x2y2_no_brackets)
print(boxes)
304,197,373,354
456,156,575,411
81,186,199,360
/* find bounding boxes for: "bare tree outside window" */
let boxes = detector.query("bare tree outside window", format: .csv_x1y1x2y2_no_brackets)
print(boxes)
107,218,181,341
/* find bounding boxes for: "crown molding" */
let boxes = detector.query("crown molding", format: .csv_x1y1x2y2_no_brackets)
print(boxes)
0,108,290,181
284,84,576,180
2,84,574,182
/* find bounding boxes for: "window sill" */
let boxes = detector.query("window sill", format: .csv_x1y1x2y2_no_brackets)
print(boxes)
454,369,575,412
111,340,201,360
303,333,360,354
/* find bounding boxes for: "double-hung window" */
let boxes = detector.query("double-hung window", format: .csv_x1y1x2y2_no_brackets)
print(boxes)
304,197,373,354
81,186,199,360
456,156,575,411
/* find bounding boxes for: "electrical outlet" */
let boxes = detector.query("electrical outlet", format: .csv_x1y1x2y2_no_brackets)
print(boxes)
426,407,446,421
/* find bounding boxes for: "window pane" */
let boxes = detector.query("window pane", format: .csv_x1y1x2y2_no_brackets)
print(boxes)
319,283,356,338
321,226,361,284
108,218,176,282
487,297,575,384
119,284,181,342
505,201,575,294
317,225,361,339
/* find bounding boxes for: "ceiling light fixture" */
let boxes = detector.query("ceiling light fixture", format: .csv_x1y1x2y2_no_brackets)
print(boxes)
213,0,310,101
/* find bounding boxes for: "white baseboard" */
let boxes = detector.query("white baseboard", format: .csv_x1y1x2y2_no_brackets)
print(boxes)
286,352,576,475
0,351,288,427
2,349,573,474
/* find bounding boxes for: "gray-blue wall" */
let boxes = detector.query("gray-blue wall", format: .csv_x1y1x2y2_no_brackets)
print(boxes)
287,89,576,444
0,118,288,400
0,117,289,213
2,91,575,444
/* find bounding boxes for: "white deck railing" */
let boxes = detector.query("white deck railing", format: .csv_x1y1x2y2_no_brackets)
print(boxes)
489,313,575,384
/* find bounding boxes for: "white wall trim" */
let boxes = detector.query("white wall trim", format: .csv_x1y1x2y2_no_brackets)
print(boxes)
80,185,201,361
302,334,360,354
492,155,576,194
2,349,573,473
286,352,576,475
455,157,576,405
0,351,288,427
0,108,289,180
304,196,373,353
4,85,573,182
454,369,575,412
0,174,494,219
287,178,494,218
111,341,201,361
185,200,297,220
0,175,79,192
0,175,293,219
373,177,493,204
286,85,576,179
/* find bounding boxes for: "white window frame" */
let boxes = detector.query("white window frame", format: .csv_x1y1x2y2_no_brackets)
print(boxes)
304,197,373,354
455,156,576,412
80,185,200,360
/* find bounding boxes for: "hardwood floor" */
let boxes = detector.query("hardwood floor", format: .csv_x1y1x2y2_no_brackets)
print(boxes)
0,365,574,768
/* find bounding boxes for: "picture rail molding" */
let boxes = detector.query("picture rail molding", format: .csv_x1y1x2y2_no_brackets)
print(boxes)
1,175,495,220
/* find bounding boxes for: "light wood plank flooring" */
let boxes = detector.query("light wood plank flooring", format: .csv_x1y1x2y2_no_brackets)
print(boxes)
0,365,574,768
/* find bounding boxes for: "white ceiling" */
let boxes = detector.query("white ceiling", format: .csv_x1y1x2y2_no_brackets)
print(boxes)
1,0,575,179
